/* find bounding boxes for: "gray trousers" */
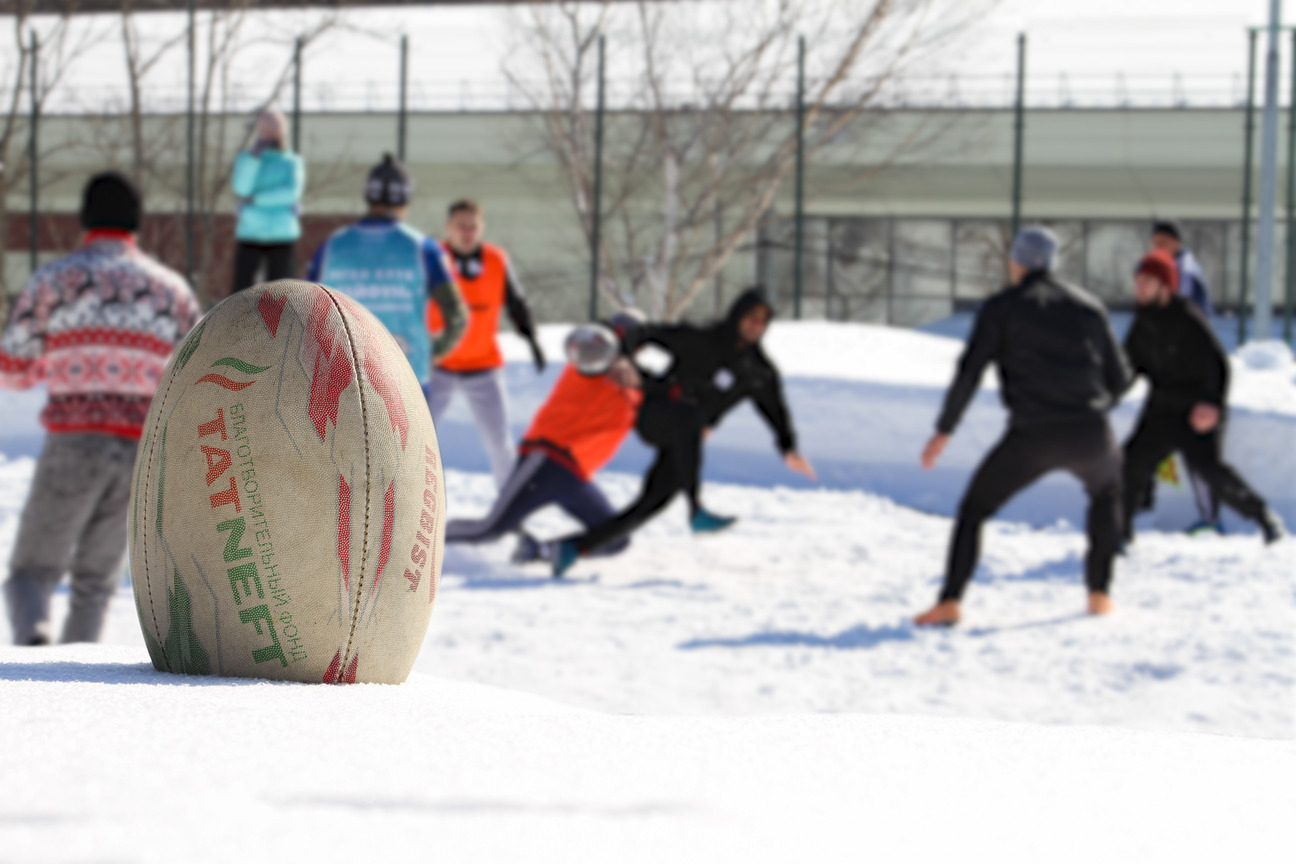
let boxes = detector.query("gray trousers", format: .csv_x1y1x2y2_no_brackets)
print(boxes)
5,433,138,645
425,367,515,489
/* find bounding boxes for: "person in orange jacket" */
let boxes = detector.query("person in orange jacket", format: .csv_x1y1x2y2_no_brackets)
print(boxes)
426,199,545,488
445,316,642,565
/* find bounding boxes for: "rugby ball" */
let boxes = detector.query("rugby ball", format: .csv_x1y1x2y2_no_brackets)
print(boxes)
129,280,444,684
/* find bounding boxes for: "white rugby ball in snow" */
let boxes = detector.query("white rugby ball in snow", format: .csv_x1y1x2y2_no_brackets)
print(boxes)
130,279,444,684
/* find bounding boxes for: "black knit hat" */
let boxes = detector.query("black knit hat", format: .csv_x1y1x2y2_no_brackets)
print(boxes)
1151,219,1183,242
364,153,413,207
80,172,142,232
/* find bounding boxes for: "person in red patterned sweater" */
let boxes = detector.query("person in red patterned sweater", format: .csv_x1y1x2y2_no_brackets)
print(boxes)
0,172,201,645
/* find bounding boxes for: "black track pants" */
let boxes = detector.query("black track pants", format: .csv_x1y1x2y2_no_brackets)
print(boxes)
939,419,1123,602
1122,408,1267,538
570,398,704,555
233,242,295,293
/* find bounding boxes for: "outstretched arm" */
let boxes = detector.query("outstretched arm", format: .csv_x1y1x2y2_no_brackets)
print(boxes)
924,299,1003,469
749,354,815,480
502,258,545,372
1188,304,1228,408
423,241,468,360
934,299,1003,436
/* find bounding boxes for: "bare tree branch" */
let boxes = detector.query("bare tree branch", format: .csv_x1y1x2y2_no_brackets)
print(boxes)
508,0,995,320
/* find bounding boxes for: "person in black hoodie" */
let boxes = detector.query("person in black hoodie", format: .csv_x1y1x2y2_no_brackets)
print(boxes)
551,288,816,576
1121,249,1283,544
916,226,1131,626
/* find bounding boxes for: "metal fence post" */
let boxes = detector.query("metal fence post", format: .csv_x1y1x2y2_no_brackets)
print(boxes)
793,34,806,319
292,36,302,153
886,217,895,326
1252,2,1282,343
398,35,408,161
28,30,38,275
185,0,196,284
1239,29,1258,343
588,34,606,321
949,219,958,311
1285,27,1295,343
1011,33,1027,237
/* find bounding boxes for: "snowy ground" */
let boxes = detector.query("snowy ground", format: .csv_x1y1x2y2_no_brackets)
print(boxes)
2,646,1292,864
1,319,1293,861
2,462,1290,739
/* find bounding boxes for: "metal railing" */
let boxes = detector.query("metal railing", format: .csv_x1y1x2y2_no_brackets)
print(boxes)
8,72,1267,117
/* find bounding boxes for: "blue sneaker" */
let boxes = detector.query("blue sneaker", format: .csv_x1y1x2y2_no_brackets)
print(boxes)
1260,509,1285,545
552,540,579,578
690,507,737,534
1186,519,1225,536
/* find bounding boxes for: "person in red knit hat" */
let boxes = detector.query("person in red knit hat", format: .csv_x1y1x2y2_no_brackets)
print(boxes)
0,172,201,644
1121,249,1283,546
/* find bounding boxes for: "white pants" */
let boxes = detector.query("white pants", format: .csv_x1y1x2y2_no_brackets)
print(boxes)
426,367,514,489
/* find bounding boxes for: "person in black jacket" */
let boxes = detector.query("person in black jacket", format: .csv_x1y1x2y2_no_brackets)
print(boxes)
1121,250,1283,545
551,288,816,576
1151,219,1220,533
916,226,1131,626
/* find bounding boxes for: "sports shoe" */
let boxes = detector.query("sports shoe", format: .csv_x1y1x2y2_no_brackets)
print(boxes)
690,507,737,534
1259,509,1286,545
511,533,542,564
1186,519,1225,536
552,540,579,578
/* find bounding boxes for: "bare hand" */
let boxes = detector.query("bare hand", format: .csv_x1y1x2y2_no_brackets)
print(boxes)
921,433,949,470
606,358,641,390
1190,403,1220,434
784,452,817,481
703,427,713,441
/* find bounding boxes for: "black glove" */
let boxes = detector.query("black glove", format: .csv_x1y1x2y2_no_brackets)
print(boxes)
529,337,546,373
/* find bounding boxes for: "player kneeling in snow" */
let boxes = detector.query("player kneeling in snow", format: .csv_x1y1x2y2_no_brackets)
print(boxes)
916,226,1130,626
444,315,643,564
551,288,816,577
1120,250,1283,545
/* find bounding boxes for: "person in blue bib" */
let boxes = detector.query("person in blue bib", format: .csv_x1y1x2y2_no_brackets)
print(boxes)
306,153,467,385
231,108,305,292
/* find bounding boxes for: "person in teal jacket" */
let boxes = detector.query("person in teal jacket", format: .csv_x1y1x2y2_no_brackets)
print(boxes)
231,108,305,293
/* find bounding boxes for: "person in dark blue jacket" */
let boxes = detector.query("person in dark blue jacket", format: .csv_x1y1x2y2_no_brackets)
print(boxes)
1151,220,1213,316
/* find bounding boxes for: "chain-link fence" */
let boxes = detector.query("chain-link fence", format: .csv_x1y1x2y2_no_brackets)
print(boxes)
756,216,1276,328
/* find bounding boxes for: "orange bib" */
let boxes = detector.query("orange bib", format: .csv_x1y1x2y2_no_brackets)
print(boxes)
520,366,642,481
428,241,508,372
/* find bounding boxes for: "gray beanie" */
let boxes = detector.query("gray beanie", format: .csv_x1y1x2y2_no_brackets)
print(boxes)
1009,225,1059,272
565,324,621,376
